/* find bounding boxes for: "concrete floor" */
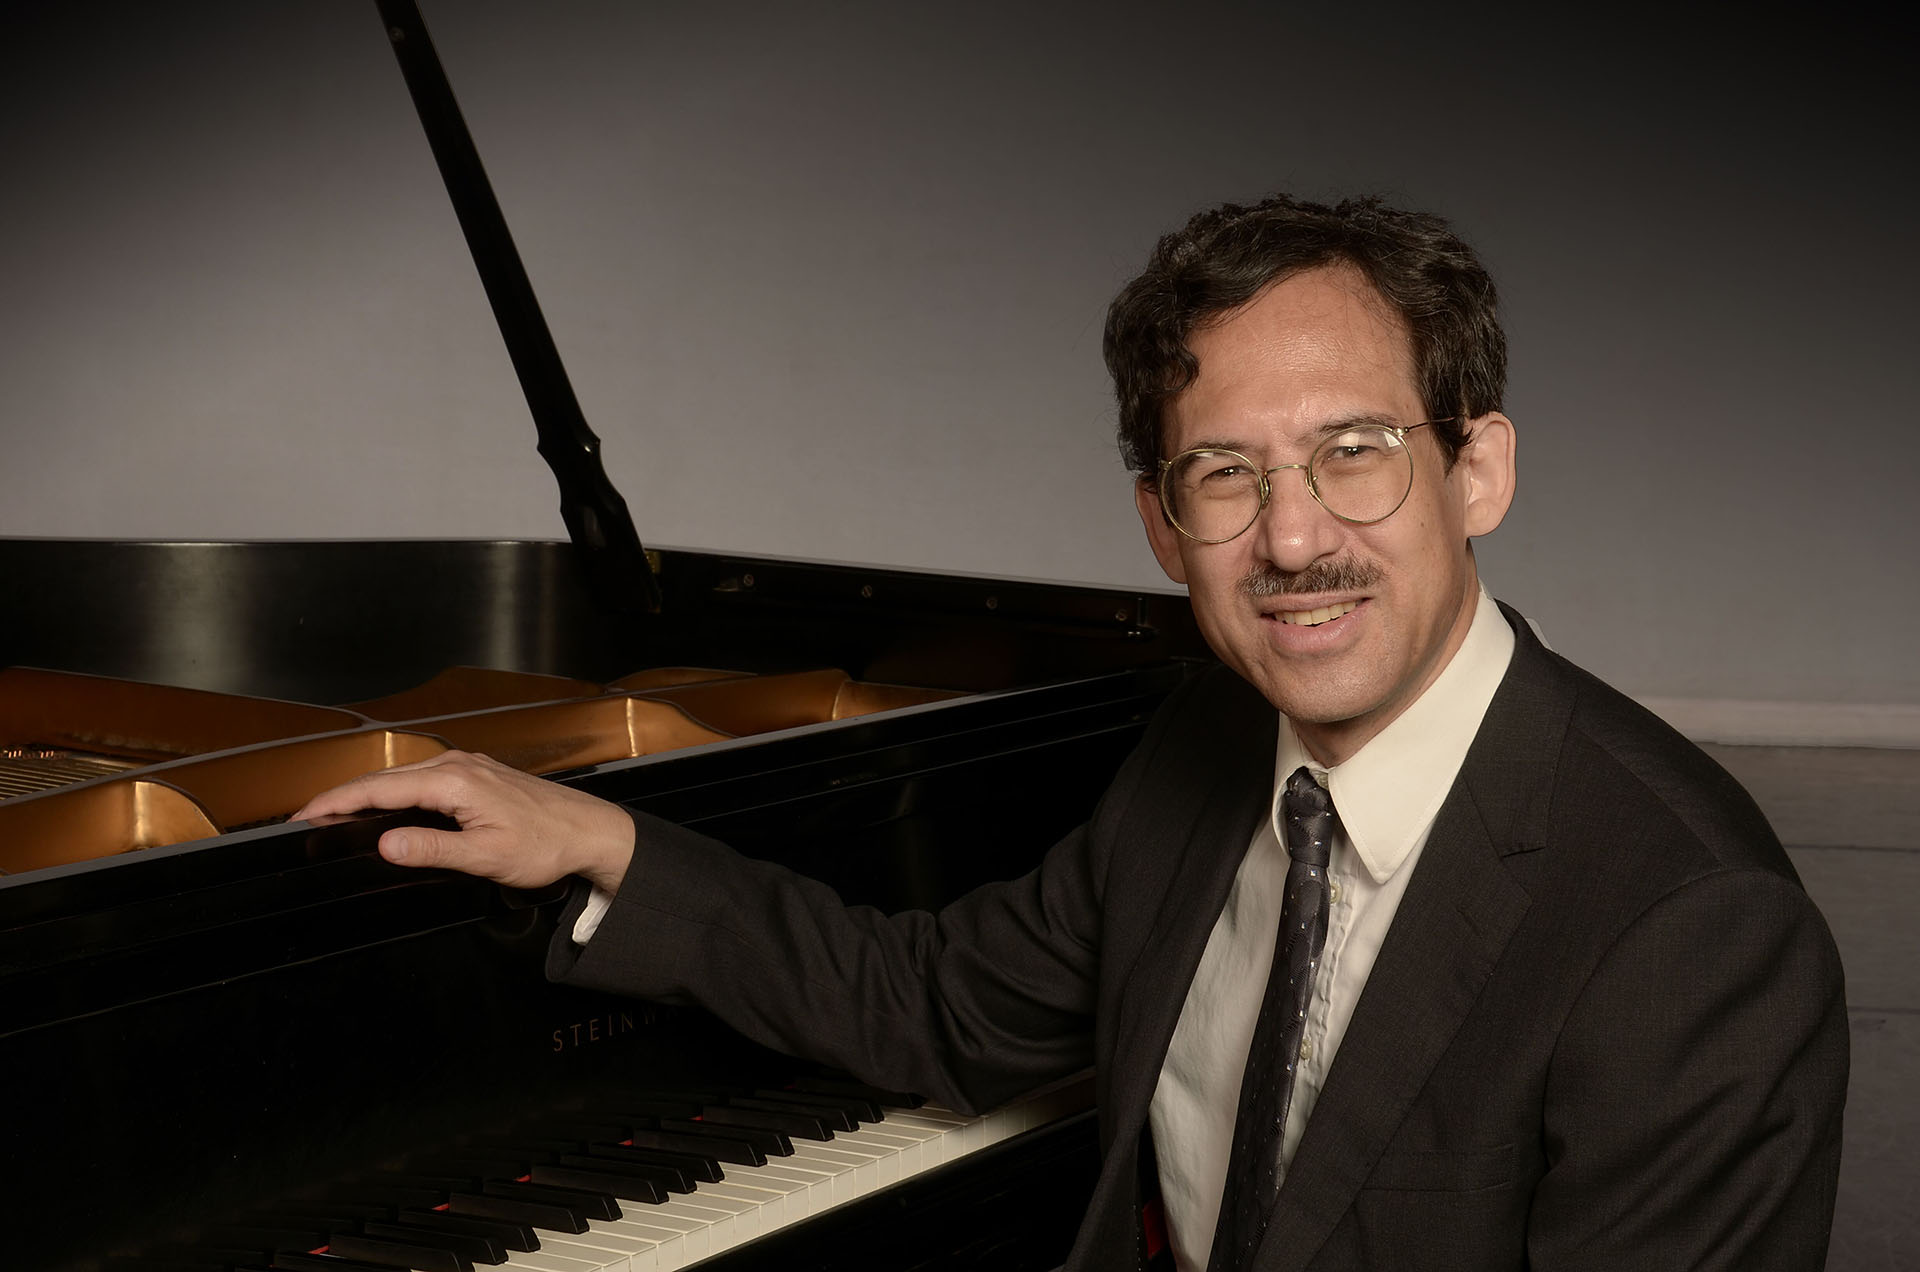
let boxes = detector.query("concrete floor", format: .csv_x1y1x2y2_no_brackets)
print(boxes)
1704,744,1919,1272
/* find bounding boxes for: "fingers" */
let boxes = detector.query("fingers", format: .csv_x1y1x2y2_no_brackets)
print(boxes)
377,823,464,869
291,749,634,894
291,749,473,822
292,761,467,824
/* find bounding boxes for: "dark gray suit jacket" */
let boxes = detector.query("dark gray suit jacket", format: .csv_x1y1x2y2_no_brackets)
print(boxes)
551,606,1848,1270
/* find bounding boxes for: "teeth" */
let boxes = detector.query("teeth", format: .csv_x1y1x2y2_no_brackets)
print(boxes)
1278,601,1358,627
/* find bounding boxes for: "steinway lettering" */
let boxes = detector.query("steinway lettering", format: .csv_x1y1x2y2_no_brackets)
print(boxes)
551,1008,641,1052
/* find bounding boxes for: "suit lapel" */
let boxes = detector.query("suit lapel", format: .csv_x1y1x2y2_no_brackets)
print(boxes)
1106,677,1278,1146
1255,613,1574,1271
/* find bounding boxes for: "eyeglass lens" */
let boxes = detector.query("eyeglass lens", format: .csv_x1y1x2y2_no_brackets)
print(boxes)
1163,426,1414,541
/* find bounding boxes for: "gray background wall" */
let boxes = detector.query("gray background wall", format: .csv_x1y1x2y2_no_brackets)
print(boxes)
2,2,1915,720
4,4,1915,1265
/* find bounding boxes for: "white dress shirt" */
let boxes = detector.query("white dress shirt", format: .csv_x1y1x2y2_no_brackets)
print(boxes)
1147,588,1515,1272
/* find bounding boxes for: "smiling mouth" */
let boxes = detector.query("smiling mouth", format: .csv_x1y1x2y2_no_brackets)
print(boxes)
1276,600,1359,627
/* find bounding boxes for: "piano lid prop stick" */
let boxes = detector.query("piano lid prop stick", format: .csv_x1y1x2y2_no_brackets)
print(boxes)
376,0,662,614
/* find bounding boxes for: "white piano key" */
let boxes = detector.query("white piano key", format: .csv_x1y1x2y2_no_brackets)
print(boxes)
496,1079,1093,1271
982,1100,1037,1143
600,1206,710,1263
658,1193,754,1243
543,1211,709,1272
580,1217,686,1270
532,1239,633,1272
799,1136,896,1185
732,1159,834,1214
865,1114,948,1167
880,1123,941,1149
545,1218,683,1269
656,1200,740,1254
788,1140,883,1167
696,1177,794,1230
501,1248,610,1272
837,1127,924,1176
710,1163,813,1205
782,1148,873,1203
846,1122,931,1148
886,1106,975,1154
879,1110,967,1136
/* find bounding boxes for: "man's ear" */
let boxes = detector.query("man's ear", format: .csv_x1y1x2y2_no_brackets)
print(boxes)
1135,478,1189,585
1457,412,1517,538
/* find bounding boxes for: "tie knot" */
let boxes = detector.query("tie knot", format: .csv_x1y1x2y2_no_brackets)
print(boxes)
1281,766,1335,868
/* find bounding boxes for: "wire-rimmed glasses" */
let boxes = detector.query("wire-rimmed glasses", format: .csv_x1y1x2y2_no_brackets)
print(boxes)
1154,419,1455,544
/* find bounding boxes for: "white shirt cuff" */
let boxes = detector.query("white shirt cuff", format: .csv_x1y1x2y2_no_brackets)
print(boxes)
571,884,615,945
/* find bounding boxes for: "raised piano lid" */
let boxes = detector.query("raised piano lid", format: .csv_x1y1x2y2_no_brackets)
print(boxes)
0,538,1198,703
0,4,1207,1263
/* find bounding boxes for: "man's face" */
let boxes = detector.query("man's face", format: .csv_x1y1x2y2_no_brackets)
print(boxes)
1134,266,1514,765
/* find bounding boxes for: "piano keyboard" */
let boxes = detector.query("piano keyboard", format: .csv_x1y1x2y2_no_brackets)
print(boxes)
156,1076,1092,1272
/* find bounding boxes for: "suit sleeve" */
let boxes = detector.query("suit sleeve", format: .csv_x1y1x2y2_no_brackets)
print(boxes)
543,675,1191,1115
1527,866,1849,1270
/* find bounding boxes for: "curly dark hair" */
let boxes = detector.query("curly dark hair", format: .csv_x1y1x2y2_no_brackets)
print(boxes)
1103,193,1506,477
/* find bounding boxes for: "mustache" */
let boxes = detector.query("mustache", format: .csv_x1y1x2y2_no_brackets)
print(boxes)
1240,558,1381,598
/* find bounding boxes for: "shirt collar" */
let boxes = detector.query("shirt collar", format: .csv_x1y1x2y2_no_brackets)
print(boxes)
1274,587,1516,884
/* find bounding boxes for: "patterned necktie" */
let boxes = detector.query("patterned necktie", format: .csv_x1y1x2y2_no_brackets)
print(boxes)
1206,766,1335,1272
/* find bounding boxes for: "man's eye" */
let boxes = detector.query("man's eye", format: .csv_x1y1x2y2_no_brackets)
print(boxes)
1321,441,1385,466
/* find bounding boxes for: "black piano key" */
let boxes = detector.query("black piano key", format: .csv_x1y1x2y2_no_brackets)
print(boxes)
747,1089,870,1127
266,1202,398,1224
625,1142,732,1184
788,1074,924,1109
626,1126,766,1167
528,1162,668,1203
615,1085,740,1106
700,1102,834,1140
361,1221,507,1265
661,1115,790,1157
447,1191,587,1235
581,1097,704,1121
572,1146,701,1190
484,1178,622,1222
201,1226,329,1253
409,1153,536,1181
396,1209,539,1254
324,1233,468,1272
534,1119,634,1142
269,1254,409,1272
369,1171,480,1194
553,1152,688,1190
326,1181,448,1210
467,1136,572,1160
543,1108,789,1156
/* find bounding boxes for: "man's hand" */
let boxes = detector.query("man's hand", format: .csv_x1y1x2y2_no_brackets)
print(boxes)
289,750,635,894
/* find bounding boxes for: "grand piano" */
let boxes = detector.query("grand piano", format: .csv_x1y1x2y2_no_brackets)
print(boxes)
0,5,1206,1269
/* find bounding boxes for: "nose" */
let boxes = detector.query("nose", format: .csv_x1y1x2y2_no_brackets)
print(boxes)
1253,464,1346,573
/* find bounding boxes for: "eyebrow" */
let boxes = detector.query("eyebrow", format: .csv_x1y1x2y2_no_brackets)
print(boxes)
1311,412,1404,437
1182,413,1406,455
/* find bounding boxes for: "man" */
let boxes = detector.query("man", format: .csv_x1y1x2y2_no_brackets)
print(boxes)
295,194,1848,1270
